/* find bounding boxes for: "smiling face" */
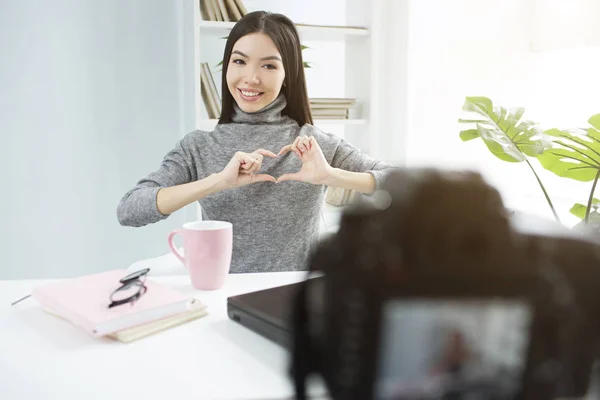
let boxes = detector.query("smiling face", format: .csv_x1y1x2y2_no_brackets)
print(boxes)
226,32,286,113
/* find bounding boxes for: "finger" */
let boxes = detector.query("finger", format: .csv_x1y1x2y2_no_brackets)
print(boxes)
277,172,303,183
299,138,310,153
278,142,302,158
292,136,303,157
241,161,254,170
297,139,306,153
308,136,315,150
278,145,292,156
249,162,262,173
236,152,256,166
251,174,276,183
248,154,262,173
244,163,259,174
279,144,298,156
240,157,256,170
254,149,278,159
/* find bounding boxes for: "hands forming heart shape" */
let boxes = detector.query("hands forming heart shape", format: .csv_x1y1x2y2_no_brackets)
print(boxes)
219,135,332,189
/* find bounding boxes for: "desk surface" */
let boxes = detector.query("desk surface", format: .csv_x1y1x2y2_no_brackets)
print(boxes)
0,271,328,400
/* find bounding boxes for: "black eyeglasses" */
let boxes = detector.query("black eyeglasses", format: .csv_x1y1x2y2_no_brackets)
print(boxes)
109,268,150,308
11,268,152,308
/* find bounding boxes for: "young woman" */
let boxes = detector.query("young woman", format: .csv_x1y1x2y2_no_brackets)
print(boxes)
117,11,396,273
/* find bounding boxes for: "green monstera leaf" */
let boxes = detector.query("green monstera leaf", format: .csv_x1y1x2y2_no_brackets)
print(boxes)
540,114,600,223
570,198,600,219
537,114,600,182
459,96,548,163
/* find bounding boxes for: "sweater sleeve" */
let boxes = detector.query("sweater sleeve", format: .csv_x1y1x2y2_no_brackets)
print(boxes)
329,137,398,192
116,134,199,227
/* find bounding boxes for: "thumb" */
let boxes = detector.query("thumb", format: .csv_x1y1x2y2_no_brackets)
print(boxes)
252,174,276,183
276,172,303,183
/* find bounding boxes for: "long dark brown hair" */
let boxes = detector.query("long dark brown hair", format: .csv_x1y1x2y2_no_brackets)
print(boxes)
218,11,313,126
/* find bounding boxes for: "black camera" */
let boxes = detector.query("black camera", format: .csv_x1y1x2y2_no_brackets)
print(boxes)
290,168,600,400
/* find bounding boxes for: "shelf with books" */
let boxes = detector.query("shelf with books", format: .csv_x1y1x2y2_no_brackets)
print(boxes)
199,0,368,40
199,20,369,41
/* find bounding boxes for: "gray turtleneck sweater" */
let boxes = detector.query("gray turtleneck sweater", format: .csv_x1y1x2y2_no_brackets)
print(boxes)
117,94,396,273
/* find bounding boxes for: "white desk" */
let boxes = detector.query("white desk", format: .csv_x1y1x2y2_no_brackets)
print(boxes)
0,272,328,400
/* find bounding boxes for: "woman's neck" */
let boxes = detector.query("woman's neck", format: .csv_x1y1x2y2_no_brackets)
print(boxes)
229,92,289,125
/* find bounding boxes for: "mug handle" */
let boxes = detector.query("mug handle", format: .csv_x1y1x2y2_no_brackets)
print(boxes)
167,229,186,266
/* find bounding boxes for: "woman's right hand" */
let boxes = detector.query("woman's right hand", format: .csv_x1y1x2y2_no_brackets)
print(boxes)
218,149,278,189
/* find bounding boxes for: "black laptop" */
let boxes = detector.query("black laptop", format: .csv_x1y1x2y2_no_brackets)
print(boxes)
227,276,323,348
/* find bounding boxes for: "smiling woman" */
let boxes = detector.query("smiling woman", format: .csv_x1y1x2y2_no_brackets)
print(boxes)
116,11,398,273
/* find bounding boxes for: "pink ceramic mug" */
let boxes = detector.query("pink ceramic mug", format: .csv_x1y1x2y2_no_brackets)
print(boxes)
167,221,233,290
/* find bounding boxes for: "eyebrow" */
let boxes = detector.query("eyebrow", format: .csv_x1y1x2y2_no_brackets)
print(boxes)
232,50,282,62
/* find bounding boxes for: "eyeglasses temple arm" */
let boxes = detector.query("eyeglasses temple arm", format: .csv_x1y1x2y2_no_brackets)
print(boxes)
10,294,31,306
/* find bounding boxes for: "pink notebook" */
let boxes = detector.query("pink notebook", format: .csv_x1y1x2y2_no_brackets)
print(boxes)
31,269,191,337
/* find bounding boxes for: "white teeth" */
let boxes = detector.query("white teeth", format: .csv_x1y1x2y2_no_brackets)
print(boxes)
240,90,261,97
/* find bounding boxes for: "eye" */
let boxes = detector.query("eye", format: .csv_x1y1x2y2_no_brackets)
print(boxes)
263,64,276,70
231,59,245,65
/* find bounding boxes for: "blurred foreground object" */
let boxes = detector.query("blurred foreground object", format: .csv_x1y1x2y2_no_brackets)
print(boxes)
291,168,600,400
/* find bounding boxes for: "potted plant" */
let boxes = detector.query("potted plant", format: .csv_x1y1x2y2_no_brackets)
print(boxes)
459,96,600,237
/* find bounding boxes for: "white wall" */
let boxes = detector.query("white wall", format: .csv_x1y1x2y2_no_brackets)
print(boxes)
0,0,194,279
405,0,600,227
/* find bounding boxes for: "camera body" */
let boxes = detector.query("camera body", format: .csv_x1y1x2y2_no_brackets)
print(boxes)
290,169,600,400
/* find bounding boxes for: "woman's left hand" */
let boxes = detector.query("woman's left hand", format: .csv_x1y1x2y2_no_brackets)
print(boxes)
276,135,332,185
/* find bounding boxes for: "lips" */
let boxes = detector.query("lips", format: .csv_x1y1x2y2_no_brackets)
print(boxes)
239,89,262,96
238,88,264,102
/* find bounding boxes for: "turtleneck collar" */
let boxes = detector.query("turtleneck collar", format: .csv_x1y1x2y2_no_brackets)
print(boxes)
230,92,290,125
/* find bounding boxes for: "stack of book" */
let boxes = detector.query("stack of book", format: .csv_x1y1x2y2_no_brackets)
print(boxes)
200,0,247,22
201,62,221,119
310,98,357,120
25,269,208,343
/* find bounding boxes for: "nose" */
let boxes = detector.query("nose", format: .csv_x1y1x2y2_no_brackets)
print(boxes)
244,66,260,85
